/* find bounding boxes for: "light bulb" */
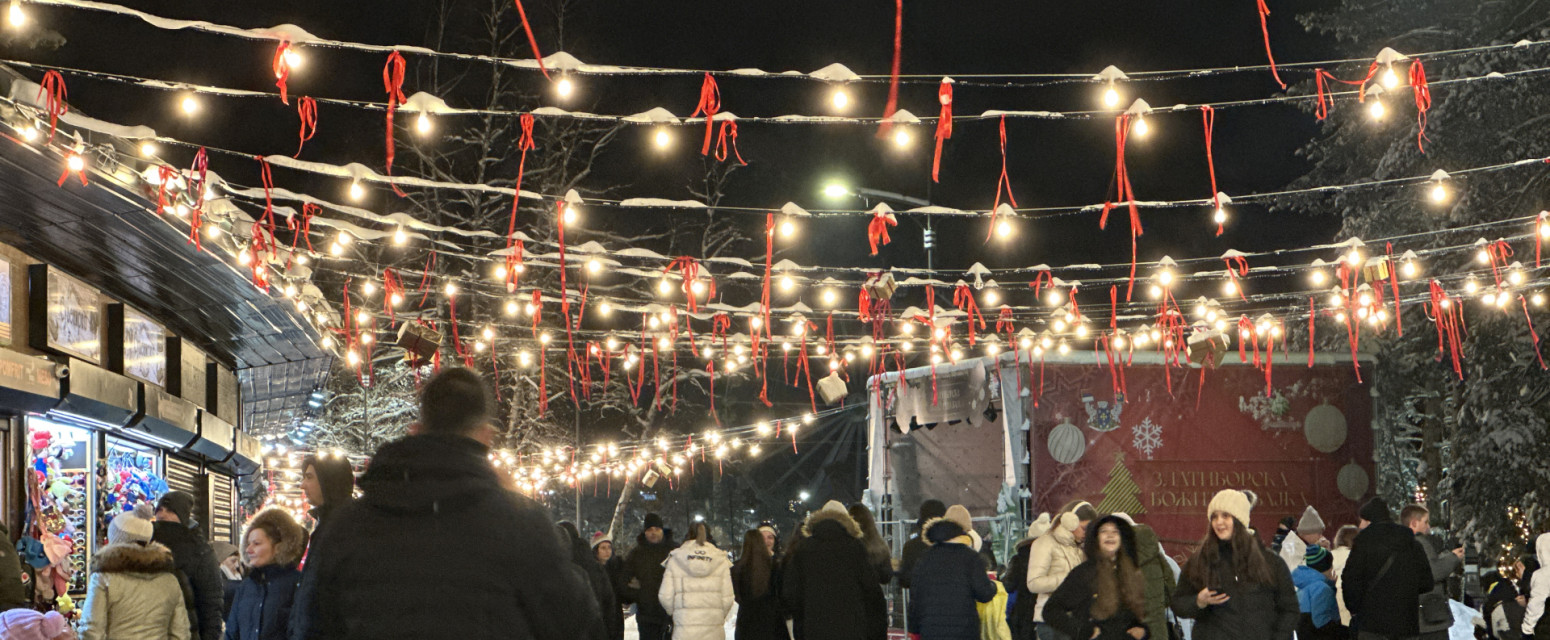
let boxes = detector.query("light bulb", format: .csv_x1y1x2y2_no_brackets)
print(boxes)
1369,99,1385,120
505,300,519,315
328,242,343,257
996,219,1013,238
900,322,915,335
139,143,157,157
1311,270,1327,286
831,88,849,111
1541,221,1550,239
415,113,432,135
1158,270,1174,286
1223,280,1237,295
1053,319,1067,332
657,279,672,295
563,206,578,225
482,326,495,341
1483,292,1497,306
320,336,334,349
1075,324,1089,338
555,77,574,98
651,127,672,149
1329,293,1343,307
205,225,221,239
1510,270,1525,285
779,218,796,238
984,290,1000,306
337,231,352,245
1358,292,1373,306
474,341,486,353
540,332,553,345
445,282,458,296
1057,340,1071,355
1381,66,1400,89
181,94,199,115
1430,184,1447,203
586,259,602,274
390,292,403,306
1213,207,1228,225
1478,250,1491,264
822,288,837,305
1112,336,1125,349
1403,261,1418,278
779,275,795,292
360,332,374,345
346,350,360,366
7,1,24,27
1148,285,1162,299
892,127,911,148
598,301,612,316
65,154,84,173
690,280,706,295
19,126,36,142
1132,117,1150,137
750,316,763,329
1533,292,1545,307
1103,86,1120,108
348,181,365,201
1464,279,1479,294
1346,250,1363,267
1046,289,1063,306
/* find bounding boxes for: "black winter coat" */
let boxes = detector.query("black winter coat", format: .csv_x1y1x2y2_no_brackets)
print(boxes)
226,564,301,640
1000,541,1036,640
1170,540,1299,640
907,520,995,640
1044,561,1150,640
732,561,790,640
154,520,226,640
296,434,605,640
576,552,622,640
621,534,676,624
1339,521,1432,637
899,536,929,590
781,510,887,640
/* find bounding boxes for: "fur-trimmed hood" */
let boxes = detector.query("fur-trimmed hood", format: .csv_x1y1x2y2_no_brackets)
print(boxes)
922,518,976,548
802,506,862,539
91,541,177,574
245,507,309,567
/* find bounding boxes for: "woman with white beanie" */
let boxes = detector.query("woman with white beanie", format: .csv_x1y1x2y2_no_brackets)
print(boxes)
1169,489,1298,640
1028,502,1096,640
78,504,191,640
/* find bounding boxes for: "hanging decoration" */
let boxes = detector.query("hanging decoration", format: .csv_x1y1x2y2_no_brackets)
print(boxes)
877,0,904,136
272,40,293,105
690,73,721,157
933,78,953,182
37,69,66,143
867,204,897,255
505,113,537,292
1255,0,1287,89
988,115,1017,242
381,51,409,197
294,96,317,157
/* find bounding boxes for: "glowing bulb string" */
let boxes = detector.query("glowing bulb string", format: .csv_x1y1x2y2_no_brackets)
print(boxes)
987,115,1017,242
29,0,1550,90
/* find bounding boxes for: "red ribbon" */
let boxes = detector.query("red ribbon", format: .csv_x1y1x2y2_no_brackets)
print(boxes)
690,74,721,156
933,81,952,183
1424,280,1464,379
530,289,543,335
382,52,409,197
988,115,1018,242
56,153,86,187
1538,212,1548,268
758,215,774,408
187,148,209,250
1307,297,1316,368
382,268,404,322
952,284,985,346
867,209,897,255
1520,295,1548,370
877,0,904,136
1385,243,1403,336
1027,271,1054,302
714,121,746,165
1223,255,1249,302
258,157,277,252
664,257,714,313
273,41,293,105
1410,60,1432,152
511,0,550,80
1484,240,1513,286
1202,106,1223,236
154,166,177,213
295,97,318,157
506,113,536,291
1255,0,1287,89
289,203,318,254
1100,114,1143,299
38,71,66,143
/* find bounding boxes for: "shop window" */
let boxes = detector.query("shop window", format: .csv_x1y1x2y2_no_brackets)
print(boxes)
96,438,166,549
26,418,90,593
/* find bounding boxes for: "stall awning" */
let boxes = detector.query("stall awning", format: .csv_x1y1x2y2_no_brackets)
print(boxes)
188,411,235,462
123,385,199,450
0,348,60,415
52,358,137,428
215,430,261,476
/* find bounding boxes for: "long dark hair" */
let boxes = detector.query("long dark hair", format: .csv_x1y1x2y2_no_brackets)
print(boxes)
1183,517,1274,588
848,504,892,567
1085,516,1146,620
736,530,773,598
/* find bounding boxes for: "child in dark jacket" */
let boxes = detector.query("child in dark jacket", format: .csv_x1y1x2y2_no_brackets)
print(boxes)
907,505,996,640
1043,515,1150,640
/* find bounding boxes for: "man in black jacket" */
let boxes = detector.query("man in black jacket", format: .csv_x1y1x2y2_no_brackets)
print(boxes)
152,490,224,640
1400,504,1462,640
619,513,675,640
1342,497,1434,640
294,368,604,640
897,499,947,590
782,501,887,640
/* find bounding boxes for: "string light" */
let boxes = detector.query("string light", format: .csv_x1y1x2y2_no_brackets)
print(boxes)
1046,289,1063,306
1157,270,1174,287
415,112,433,136
1213,206,1228,226
389,292,403,306
1368,99,1386,121
822,288,838,305
995,219,1013,239
328,242,343,257
831,88,850,111
984,289,1000,306
1132,117,1150,137
1540,218,1550,239
19,126,36,142
1533,292,1545,307
1403,260,1419,278
892,127,911,148
779,217,797,238
1102,85,1120,108
505,299,519,316
65,154,84,173
139,142,157,157
180,94,200,116
563,206,579,225
555,77,574,99
653,127,671,149
598,301,613,316
1381,65,1401,89
7,1,24,28
348,181,365,201
393,227,408,245
360,332,374,345
779,275,796,292
444,282,458,296
237,249,252,266
657,278,672,295
1429,183,1449,203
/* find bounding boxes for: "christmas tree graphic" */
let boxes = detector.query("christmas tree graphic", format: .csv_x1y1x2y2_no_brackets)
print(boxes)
1095,451,1146,515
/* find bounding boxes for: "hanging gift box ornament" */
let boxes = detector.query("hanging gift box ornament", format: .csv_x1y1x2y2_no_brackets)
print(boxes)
817,370,848,405
863,271,897,301
1362,256,1391,283
1186,324,1229,368
396,322,442,361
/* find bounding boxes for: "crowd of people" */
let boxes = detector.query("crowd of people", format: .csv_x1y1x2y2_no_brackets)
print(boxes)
0,367,1544,640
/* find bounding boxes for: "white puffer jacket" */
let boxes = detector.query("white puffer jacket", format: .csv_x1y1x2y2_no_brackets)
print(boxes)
658,540,735,640
78,542,190,640
1024,512,1085,622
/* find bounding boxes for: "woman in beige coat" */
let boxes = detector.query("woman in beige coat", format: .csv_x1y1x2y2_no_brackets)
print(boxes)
1026,502,1096,640
79,506,191,640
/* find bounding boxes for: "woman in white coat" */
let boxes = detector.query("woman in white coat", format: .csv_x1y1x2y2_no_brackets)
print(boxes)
659,523,735,640
79,505,191,640
1027,502,1096,640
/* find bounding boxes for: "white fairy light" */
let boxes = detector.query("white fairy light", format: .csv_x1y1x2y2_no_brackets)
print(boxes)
1132,117,1150,137
348,181,365,201
7,1,25,27
555,77,574,99
653,127,671,149
831,88,850,111
180,94,200,115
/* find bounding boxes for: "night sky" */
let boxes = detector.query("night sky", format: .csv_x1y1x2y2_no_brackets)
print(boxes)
13,0,1341,278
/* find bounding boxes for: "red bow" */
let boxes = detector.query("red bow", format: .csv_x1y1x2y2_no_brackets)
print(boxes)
1100,114,1143,299
1411,60,1432,152
382,51,409,197
1384,243,1403,337
988,115,1018,242
690,74,721,156
154,166,177,213
289,203,318,254
952,284,985,345
38,71,66,143
665,257,714,313
1255,0,1287,89
295,97,318,157
867,209,897,256
382,269,404,321
256,156,278,256
933,81,952,182
1223,254,1249,302
187,148,209,250
506,113,537,291
1424,280,1463,379
1483,239,1513,286
273,41,293,105
714,121,746,165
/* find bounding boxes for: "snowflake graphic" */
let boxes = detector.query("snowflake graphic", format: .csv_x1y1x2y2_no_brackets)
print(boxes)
1132,418,1163,459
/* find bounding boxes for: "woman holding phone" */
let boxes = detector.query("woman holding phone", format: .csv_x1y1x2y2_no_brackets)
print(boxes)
1170,490,1299,640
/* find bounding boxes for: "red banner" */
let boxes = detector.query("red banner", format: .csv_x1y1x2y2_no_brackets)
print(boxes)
1027,360,1372,559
